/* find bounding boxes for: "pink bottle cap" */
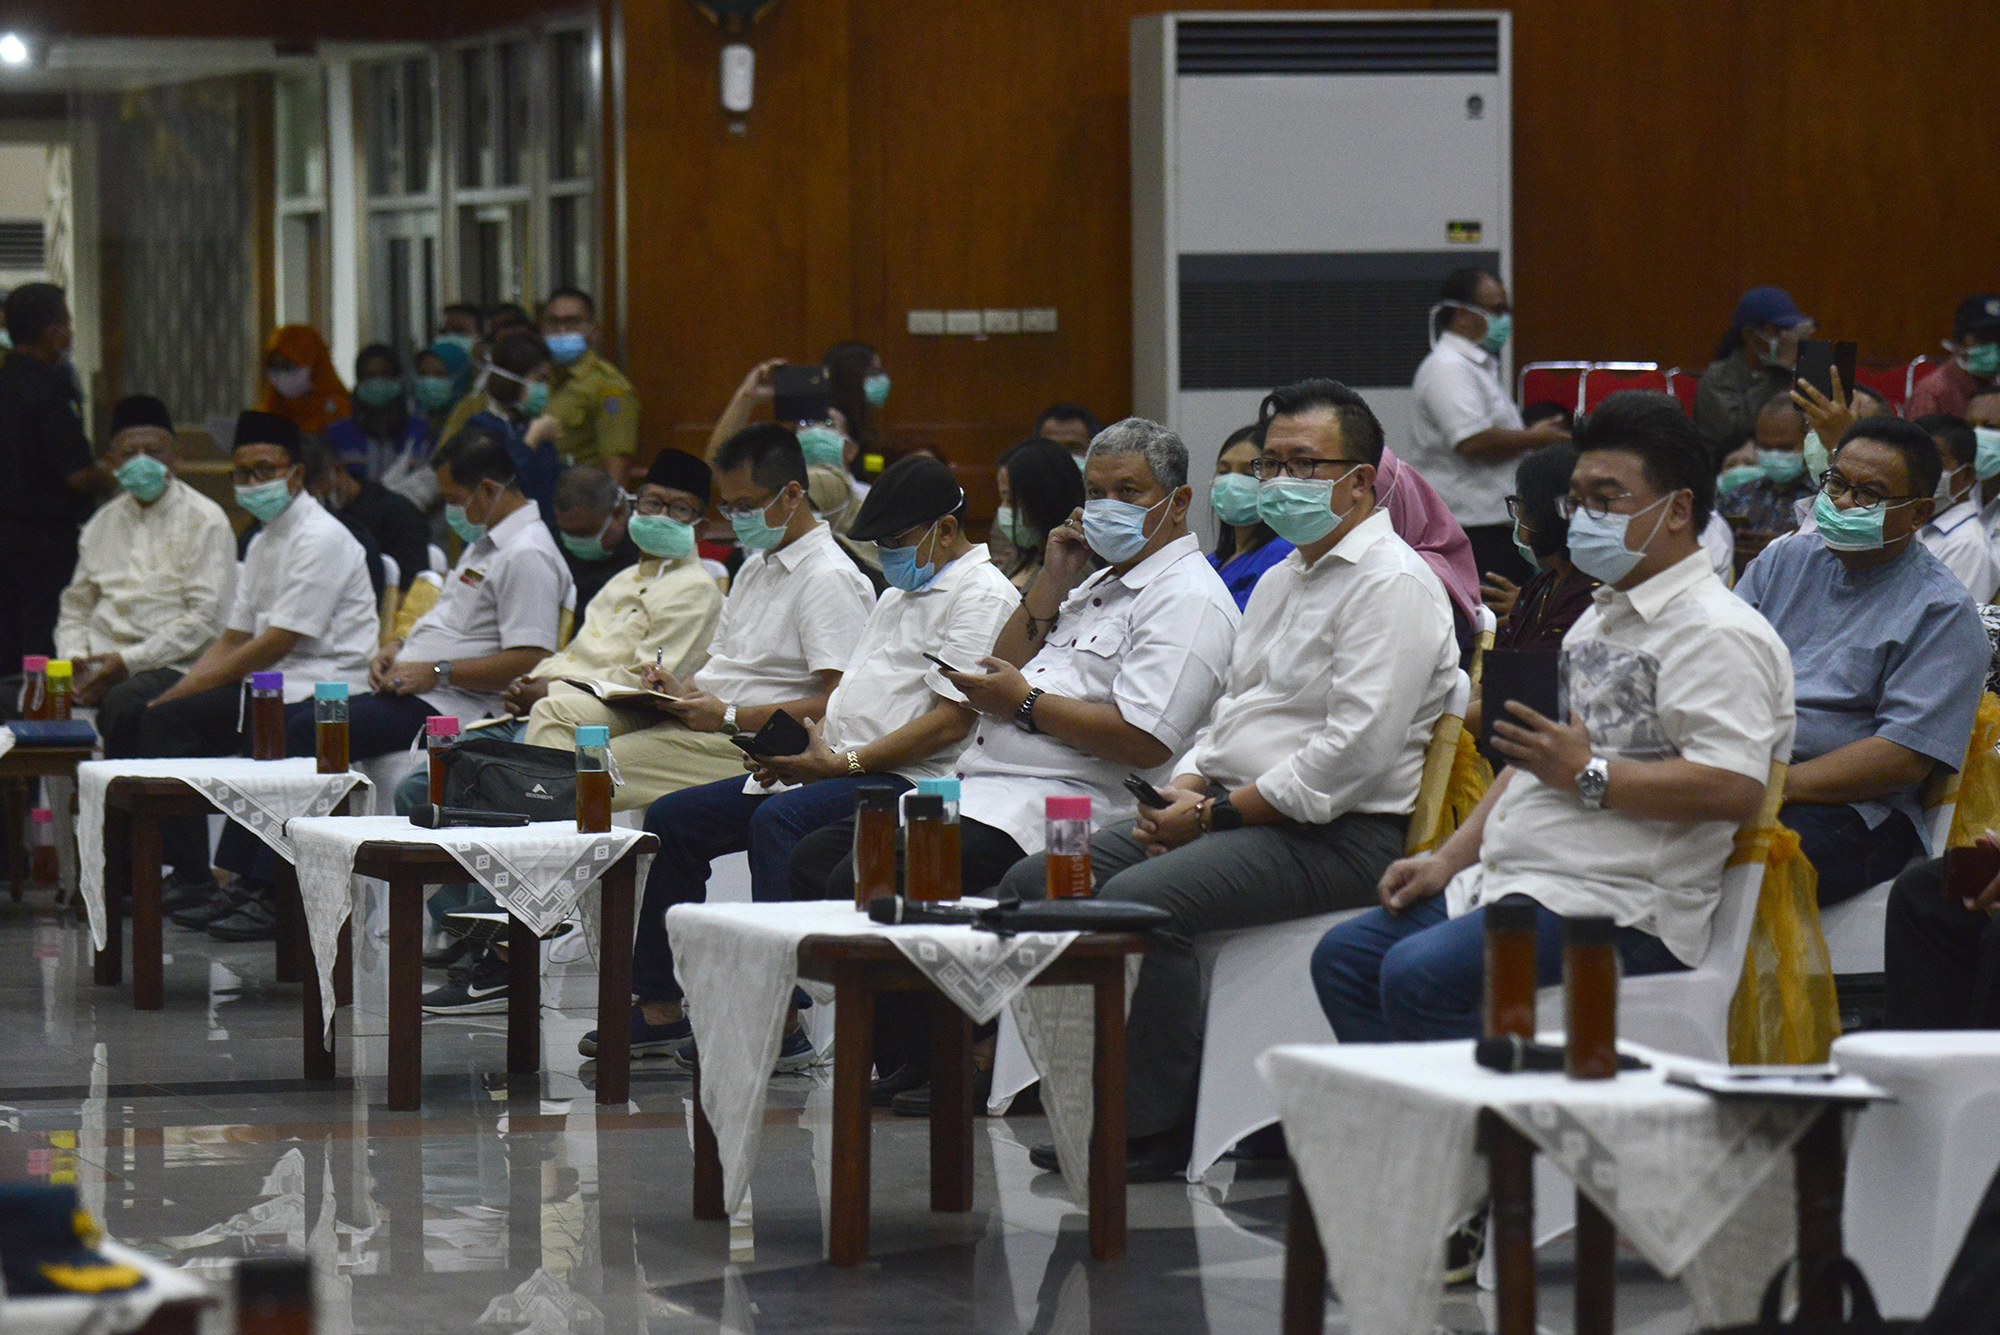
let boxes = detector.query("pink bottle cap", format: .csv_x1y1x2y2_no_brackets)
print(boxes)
30,808,52,825
22,656,47,672
1045,796,1092,822
425,716,461,737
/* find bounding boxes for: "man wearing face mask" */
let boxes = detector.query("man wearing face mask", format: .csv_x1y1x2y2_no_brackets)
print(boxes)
1915,415,2000,601
1717,398,1816,571
137,411,377,917
436,331,564,523
1696,286,1815,465
593,455,1018,1063
539,288,639,488
1963,389,2000,553
55,396,236,760
1909,295,2000,422
1737,416,1988,906
1408,268,1568,585
527,424,874,807
550,465,640,617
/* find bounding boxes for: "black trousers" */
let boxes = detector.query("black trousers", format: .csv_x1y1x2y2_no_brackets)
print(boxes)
1885,856,2000,1030
97,668,183,759
1783,802,1921,908
133,683,249,877
1464,522,1535,586
0,521,78,670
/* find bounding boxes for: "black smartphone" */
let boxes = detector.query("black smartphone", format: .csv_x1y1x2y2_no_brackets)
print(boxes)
1478,649,1562,767
1794,338,1858,404
771,364,831,424
734,706,811,758
1123,774,1171,809
922,652,963,676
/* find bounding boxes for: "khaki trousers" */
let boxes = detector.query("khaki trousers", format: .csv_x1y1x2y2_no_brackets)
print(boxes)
525,683,746,811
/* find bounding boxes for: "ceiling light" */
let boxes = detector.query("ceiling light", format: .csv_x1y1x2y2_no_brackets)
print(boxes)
0,35,28,67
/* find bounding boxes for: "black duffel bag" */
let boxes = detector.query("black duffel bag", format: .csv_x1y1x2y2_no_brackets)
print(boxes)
440,735,578,820
1706,1259,1918,1333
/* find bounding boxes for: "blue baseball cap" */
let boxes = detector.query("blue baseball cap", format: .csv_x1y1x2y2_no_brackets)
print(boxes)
1732,285,1811,331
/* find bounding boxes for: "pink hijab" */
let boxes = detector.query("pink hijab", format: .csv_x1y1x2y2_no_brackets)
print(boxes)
1375,445,1483,632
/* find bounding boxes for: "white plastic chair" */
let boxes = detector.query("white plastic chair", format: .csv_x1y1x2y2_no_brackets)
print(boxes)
428,543,448,575
1835,1031,2000,1317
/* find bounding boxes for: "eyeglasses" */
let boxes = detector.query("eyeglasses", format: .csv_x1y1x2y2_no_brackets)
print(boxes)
1557,488,1640,521
1251,456,1362,482
716,495,778,521
1504,495,1527,522
635,497,704,523
231,462,295,486
1817,471,1924,509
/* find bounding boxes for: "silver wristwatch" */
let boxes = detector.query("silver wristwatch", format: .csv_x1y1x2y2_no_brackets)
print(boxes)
433,660,453,690
720,703,740,737
1575,757,1611,810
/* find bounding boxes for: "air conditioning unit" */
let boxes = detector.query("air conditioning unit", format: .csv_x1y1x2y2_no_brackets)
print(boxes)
1132,11,1511,520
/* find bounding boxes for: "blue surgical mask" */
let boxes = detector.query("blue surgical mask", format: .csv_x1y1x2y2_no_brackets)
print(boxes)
1209,473,1262,526
1256,473,1359,546
628,513,696,559
521,381,550,417
445,492,492,544
1803,429,1832,480
1717,464,1764,495
115,452,171,504
1565,492,1674,585
864,372,891,408
560,511,618,562
1082,495,1170,563
1813,490,1904,553
878,520,942,592
1478,311,1513,354
730,492,796,552
414,375,456,412
992,505,1040,553
1963,343,2000,379
235,478,296,525
1512,523,1541,570
354,376,402,409
437,333,476,356
1975,426,2000,481
545,332,588,366
797,424,845,469
1757,450,1806,485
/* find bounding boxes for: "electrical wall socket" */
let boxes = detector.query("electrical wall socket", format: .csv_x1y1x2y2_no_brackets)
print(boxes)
944,310,983,336
1021,308,1058,333
906,310,945,336
981,309,1021,334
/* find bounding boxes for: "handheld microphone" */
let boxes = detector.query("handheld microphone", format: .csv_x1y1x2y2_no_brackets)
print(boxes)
410,804,533,829
1475,1035,1648,1074
866,896,980,927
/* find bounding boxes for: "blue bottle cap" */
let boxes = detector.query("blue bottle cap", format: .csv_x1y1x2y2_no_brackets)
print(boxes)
575,725,610,747
915,777,960,801
314,682,349,701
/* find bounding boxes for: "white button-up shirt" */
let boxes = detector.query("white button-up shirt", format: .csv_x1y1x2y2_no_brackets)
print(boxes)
694,521,875,706
403,503,573,720
956,533,1240,857
1449,550,1796,965
1185,510,1460,823
55,477,237,673
228,492,378,703
1920,497,2000,602
1407,331,1525,527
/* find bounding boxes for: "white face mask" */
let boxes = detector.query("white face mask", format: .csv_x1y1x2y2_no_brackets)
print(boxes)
267,365,313,400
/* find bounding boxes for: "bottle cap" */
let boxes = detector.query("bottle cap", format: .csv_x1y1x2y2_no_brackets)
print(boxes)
44,659,71,680
21,655,47,672
575,725,610,747
1046,795,1092,822
915,777,960,802
905,793,945,820
1563,914,1618,947
314,681,349,701
249,671,283,691
855,784,901,812
862,453,885,474
30,808,51,825
1485,897,1539,933
426,716,461,737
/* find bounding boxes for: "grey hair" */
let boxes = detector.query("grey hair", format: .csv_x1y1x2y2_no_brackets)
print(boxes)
552,464,623,516
1085,417,1188,492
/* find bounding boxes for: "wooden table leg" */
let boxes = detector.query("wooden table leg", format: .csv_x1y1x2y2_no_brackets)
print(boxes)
1089,956,1129,1261
95,805,127,986
387,876,423,1111
507,913,540,1080
1479,1110,1537,1335
1795,1104,1847,1323
1575,1192,1615,1335
595,857,635,1106
691,1059,726,1221
271,866,302,983
828,969,875,1265
130,812,164,1010
3,779,25,899
929,993,973,1212
334,921,353,1008
1281,1166,1328,1335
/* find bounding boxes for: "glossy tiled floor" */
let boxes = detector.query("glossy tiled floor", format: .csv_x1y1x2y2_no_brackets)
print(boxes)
0,891,1702,1333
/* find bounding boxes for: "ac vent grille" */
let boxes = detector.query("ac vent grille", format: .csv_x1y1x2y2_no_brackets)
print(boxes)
1176,18,1500,76
0,220,45,269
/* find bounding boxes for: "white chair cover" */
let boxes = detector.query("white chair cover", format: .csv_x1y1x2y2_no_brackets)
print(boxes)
1821,797,1953,976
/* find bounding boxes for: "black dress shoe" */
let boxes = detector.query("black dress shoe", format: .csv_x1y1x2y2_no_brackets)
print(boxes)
891,1066,995,1118
206,892,279,942
869,1063,930,1108
170,883,251,929
1027,1127,1191,1184
160,873,223,915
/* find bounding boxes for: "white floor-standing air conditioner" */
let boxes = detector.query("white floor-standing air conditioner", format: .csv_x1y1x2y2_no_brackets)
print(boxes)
1132,11,1512,528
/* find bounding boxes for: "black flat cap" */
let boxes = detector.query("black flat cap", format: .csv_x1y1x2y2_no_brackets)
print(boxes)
1954,294,2000,338
110,394,172,435
644,449,712,505
233,410,301,454
848,454,964,543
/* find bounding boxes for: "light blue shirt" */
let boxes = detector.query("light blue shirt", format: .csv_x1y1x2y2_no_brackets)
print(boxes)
1735,534,1988,841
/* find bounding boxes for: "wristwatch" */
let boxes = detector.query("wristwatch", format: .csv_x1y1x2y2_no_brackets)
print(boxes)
720,704,740,737
1015,687,1046,734
845,750,865,775
1206,796,1244,832
433,660,453,690
1575,757,1611,810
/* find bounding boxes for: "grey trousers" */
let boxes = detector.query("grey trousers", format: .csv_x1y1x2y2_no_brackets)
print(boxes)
996,810,1406,1140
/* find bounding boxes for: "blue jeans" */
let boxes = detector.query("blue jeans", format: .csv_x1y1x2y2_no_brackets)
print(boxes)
1311,895,1689,1043
631,773,912,1001
1780,802,1919,908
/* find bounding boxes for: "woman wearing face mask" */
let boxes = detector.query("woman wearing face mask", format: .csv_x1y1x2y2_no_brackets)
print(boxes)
823,340,888,482
991,437,1086,591
1492,442,1599,651
1207,424,1292,609
1695,285,1815,465
255,324,350,435
413,342,471,427
324,344,439,513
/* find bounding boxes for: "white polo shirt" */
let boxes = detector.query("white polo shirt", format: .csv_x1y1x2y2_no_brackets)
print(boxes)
1185,510,1459,823
402,503,572,720
955,534,1240,857
228,491,377,703
1407,331,1525,528
1446,550,1795,965
694,521,875,706
1920,497,2000,602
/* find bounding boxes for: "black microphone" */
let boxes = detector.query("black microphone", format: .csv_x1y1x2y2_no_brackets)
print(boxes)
1475,1035,1648,1074
866,896,980,926
409,804,532,829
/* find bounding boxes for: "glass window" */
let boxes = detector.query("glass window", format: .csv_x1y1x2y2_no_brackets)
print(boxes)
550,193,591,291
551,30,591,183
277,73,325,203
457,46,492,189
364,61,401,197
401,59,434,196
497,39,531,187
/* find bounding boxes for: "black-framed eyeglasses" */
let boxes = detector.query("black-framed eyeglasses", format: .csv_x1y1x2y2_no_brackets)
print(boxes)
635,497,704,523
1817,471,1925,509
231,462,295,486
1504,495,1527,522
1251,456,1362,482
1556,488,1637,521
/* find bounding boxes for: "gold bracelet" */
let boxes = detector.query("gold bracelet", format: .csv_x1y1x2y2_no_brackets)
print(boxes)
846,750,864,775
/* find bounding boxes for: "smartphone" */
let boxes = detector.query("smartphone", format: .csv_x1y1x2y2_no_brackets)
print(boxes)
922,652,964,676
1794,338,1858,404
1123,774,1171,809
771,364,831,424
733,707,811,758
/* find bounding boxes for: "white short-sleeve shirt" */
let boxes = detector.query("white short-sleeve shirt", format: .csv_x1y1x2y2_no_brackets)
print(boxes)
693,522,876,706
1407,331,1525,528
1920,498,2000,603
227,492,378,702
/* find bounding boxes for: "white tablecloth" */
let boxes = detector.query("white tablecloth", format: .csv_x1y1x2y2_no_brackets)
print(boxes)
75,757,370,950
289,815,648,1038
666,900,1084,1214
1259,1040,1829,1335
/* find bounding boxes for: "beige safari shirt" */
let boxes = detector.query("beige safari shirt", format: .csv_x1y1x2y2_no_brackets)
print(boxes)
548,350,640,468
